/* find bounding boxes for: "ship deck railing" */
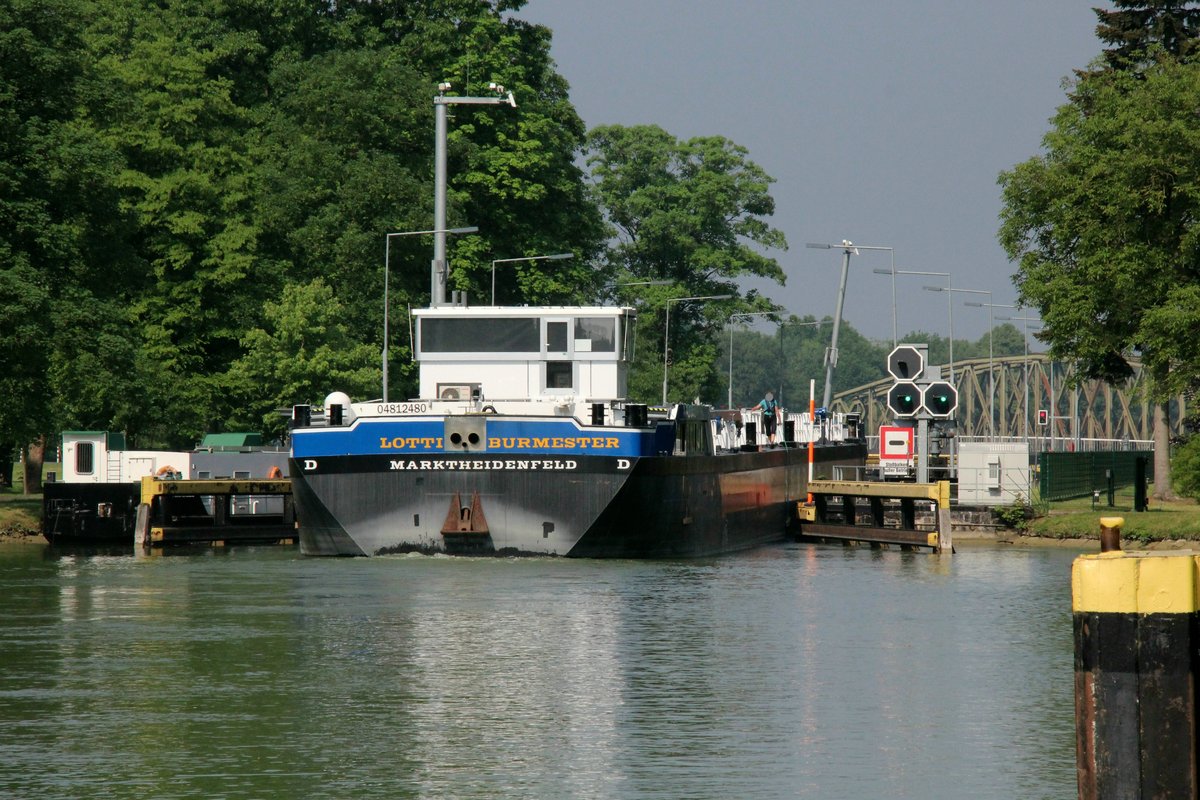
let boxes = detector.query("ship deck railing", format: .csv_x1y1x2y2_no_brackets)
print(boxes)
713,411,848,450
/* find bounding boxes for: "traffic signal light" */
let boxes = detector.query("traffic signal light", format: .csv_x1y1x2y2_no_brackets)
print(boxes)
1038,409,1048,426
887,345,925,381
922,381,958,418
887,381,921,417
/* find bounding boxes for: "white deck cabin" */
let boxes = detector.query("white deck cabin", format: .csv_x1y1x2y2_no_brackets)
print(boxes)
416,305,634,402
344,305,639,424
57,431,287,484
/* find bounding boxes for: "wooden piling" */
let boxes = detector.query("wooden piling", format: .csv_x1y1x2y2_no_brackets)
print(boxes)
1072,527,1199,800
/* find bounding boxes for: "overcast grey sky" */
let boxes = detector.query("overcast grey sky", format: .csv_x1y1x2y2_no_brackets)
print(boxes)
519,0,1102,344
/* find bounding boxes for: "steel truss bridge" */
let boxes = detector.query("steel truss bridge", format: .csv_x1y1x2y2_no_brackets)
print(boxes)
831,354,1183,443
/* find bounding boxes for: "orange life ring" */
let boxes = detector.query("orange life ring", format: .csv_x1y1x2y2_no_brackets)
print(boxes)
155,465,178,477
267,466,283,479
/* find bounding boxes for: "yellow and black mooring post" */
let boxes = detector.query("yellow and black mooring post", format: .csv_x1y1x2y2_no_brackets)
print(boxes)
1072,517,1199,799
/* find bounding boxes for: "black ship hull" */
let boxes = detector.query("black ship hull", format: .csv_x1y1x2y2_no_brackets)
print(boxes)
291,443,866,558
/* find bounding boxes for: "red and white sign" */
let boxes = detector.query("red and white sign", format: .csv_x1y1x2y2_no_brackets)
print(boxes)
879,425,914,461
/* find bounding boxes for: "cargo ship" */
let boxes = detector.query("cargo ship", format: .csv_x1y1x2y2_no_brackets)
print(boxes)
288,303,865,557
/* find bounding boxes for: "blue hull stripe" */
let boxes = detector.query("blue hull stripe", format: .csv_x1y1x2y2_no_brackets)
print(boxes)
292,416,655,458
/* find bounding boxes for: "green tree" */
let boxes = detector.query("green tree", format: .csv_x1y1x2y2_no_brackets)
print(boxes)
991,323,1027,358
1171,432,1200,500
998,57,1200,498
83,0,270,446
0,0,136,488
225,279,380,440
251,44,435,391
1093,0,1200,69
586,124,787,403
0,0,605,462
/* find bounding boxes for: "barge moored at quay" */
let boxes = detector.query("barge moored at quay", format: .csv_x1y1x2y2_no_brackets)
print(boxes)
289,307,865,558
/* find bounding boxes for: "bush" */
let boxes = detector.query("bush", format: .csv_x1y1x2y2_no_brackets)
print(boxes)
994,494,1033,531
1172,436,1200,501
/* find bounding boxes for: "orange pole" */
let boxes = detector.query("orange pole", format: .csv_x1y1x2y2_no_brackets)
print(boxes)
807,379,815,503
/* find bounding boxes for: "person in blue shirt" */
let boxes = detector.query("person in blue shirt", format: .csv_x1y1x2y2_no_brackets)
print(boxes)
752,391,780,445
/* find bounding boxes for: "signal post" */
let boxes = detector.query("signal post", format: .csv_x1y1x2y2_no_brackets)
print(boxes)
795,344,958,555
885,345,957,481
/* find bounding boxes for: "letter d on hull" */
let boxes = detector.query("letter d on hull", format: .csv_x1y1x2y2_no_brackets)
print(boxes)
303,459,318,471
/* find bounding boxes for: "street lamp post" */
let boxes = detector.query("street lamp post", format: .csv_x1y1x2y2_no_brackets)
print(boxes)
960,295,995,439
433,81,515,307
728,312,777,409
490,252,573,305
383,225,478,402
776,320,823,408
997,313,1042,441
662,294,732,405
806,241,891,407
877,269,954,382
604,280,671,289
927,286,994,437
968,301,1022,440
726,314,823,409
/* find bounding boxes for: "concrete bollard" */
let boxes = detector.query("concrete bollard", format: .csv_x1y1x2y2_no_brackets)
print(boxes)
1072,546,1199,799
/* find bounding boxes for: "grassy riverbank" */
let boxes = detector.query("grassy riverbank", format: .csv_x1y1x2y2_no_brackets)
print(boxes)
0,490,41,540
1022,495,1200,546
1,462,58,540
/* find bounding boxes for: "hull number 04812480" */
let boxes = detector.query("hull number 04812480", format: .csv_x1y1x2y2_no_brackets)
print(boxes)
373,402,431,415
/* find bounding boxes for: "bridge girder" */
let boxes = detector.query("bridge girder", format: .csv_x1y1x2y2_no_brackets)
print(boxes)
833,355,1177,442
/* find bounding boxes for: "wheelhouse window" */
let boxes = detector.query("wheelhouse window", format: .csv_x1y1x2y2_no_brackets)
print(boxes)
574,317,616,352
422,317,539,353
75,442,94,475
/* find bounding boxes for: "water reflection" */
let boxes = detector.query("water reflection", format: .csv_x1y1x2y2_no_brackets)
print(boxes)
0,542,1080,799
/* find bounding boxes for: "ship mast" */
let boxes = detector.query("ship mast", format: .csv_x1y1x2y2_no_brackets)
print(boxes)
431,81,516,307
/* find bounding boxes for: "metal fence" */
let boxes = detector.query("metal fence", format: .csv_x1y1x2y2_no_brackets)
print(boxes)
957,435,1154,452
1036,450,1154,503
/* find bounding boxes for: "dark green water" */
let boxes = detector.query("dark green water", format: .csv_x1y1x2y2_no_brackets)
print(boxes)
0,541,1079,799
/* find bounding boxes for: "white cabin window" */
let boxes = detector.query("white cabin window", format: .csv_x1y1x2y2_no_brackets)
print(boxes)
75,442,94,475
546,361,573,389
